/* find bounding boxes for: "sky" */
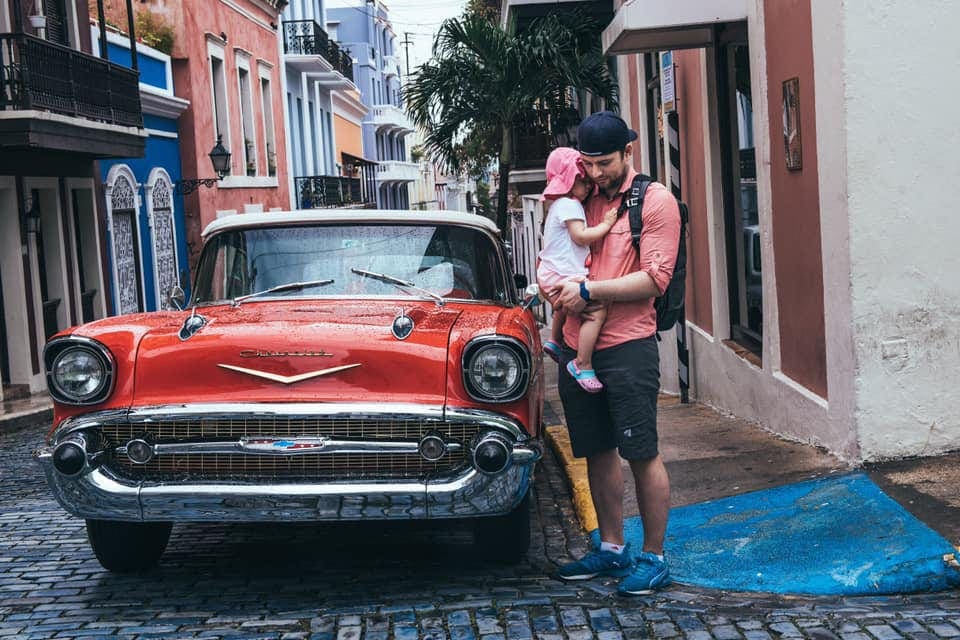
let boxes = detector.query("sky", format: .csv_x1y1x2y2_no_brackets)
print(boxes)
327,0,470,75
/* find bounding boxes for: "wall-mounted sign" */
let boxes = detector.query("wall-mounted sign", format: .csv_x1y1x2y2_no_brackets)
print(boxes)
782,77,802,171
660,51,675,114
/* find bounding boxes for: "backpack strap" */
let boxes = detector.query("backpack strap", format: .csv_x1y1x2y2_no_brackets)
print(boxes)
617,174,653,252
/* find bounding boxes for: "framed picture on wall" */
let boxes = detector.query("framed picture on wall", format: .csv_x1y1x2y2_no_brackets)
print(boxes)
782,77,802,171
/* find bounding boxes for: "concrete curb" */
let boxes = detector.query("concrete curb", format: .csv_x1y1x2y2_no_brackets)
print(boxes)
544,424,597,532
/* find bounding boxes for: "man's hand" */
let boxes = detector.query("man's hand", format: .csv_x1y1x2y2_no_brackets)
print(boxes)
554,280,587,314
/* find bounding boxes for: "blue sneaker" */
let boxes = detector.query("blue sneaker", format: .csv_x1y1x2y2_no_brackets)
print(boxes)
617,551,671,595
557,543,633,581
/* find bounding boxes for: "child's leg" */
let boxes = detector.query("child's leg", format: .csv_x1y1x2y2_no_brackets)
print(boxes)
576,305,608,371
550,309,566,344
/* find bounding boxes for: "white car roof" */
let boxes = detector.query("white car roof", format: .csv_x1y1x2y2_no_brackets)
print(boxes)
201,209,501,238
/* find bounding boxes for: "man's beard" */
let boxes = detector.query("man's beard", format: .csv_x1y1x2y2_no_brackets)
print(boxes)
603,170,628,198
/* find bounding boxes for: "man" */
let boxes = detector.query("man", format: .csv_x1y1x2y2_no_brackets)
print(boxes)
545,111,680,595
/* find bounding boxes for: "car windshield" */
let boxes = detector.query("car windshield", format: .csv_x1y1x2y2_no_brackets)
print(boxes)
192,223,509,304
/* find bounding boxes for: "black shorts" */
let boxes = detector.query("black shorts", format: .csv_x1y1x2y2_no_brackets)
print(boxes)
558,336,660,460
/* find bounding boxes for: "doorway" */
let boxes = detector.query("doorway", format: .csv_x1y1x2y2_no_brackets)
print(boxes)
715,25,761,357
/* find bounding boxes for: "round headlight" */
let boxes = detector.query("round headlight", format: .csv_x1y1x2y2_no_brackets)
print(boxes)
462,338,530,402
51,347,109,403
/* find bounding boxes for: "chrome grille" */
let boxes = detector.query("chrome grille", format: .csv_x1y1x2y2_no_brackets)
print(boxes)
100,418,481,481
101,418,481,442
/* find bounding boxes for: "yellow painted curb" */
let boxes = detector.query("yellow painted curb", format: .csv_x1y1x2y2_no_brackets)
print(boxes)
545,424,598,532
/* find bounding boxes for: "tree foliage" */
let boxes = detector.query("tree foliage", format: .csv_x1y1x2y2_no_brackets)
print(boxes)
404,10,617,235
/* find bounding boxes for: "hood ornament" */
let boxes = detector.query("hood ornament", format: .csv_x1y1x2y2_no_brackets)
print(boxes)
178,307,207,341
392,309,414,340
217,362,361,385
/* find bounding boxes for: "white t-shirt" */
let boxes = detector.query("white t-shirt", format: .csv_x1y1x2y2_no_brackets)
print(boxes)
538,197,589,278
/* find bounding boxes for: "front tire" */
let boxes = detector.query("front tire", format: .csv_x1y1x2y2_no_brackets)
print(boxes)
86,519,172,572
473,491,531,564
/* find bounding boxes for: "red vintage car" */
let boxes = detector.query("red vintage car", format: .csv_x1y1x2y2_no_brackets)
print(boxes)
35,210,543,571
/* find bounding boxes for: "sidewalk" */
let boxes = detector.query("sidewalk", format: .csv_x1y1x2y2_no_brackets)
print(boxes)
0,393,52,434
540,349,960,595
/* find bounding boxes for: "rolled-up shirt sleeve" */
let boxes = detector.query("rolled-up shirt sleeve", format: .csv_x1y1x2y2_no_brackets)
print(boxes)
638,186,681,295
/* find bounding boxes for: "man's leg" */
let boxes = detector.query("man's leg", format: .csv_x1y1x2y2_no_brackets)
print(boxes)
617,453,671,595
587,447,625,545
628,454,670,554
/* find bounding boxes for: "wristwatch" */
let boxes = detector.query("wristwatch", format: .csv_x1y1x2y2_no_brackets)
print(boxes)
579,281,591,302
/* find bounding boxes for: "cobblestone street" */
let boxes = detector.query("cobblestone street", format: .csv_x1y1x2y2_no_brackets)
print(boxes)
1,423,958,640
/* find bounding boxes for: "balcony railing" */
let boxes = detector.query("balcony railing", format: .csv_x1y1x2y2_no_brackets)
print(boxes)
370,104,413,133
295,175,375,209
0,33,142,127
283,20,353,82
375,160,419,183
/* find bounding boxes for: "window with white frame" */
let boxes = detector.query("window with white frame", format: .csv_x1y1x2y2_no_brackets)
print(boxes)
259,64,277,177
236,52,257,176
209,41,231,174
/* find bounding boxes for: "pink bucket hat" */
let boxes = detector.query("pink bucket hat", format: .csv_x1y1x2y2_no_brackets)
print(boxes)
541,147,584,201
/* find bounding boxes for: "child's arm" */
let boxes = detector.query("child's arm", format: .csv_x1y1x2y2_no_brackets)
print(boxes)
566,207,620,246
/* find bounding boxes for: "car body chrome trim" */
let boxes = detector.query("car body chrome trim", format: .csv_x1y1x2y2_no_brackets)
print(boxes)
49,404,530,443
34,443,541,522
116,437,466,457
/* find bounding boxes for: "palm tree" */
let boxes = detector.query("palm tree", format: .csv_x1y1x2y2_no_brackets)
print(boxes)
405,11,618,235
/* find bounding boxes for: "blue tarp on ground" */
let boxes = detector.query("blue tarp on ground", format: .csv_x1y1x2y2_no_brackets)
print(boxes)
602,473,960,595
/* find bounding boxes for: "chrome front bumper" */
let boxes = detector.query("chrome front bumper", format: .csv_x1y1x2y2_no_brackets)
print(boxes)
34,403,541,522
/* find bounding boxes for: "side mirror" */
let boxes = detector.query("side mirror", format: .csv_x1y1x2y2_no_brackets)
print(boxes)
520,283,540,311
514,273,528,291
165,285,186,311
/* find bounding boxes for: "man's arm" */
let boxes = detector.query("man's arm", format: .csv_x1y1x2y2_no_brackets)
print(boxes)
552,271,660,314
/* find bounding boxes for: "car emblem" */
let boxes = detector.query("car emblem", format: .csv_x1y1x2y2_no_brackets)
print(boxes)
217,363,361,384
392,310,414,340
240,437,328,453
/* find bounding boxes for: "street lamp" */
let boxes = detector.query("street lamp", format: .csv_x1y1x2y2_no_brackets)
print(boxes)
174,135,232,195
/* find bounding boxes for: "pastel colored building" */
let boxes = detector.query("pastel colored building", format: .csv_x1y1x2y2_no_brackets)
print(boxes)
280,0,374,209
328,0,415,209
96,30,191,315
138,0,291,269
504,0,960,462
0,0,146,401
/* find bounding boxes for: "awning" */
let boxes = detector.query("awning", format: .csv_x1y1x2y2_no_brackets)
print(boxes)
342,152,377,166
602,0,747,55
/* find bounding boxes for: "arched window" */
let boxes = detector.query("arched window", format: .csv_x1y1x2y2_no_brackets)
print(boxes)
104,165,144,315
145,168,180,309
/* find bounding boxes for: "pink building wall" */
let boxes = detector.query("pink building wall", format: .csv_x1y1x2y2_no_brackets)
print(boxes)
764,0,827,397
160,0,290,267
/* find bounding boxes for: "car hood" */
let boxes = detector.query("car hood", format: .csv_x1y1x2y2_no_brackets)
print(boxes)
131,301,463,406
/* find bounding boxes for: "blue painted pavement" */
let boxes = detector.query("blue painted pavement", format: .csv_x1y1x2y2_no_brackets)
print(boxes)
596,473,960,595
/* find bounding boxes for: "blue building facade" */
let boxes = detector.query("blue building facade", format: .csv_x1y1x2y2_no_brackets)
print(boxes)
327,1,416,209
97,31,190,314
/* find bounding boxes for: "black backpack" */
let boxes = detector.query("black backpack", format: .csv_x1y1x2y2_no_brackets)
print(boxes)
618,174,688,333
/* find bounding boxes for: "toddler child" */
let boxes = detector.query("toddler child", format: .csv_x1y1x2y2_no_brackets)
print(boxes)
536,147,617,393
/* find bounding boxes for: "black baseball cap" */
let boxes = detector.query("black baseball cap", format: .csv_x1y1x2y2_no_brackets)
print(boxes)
577,110,639,156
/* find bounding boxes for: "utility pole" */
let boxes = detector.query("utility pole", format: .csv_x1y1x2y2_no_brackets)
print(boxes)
401,31,413,77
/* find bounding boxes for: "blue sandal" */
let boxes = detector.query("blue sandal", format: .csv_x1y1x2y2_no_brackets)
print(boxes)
543,340,562,363
566,360,604,393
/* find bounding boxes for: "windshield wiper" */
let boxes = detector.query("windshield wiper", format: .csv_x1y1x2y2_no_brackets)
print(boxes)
350,268,445,306
232,279,334,305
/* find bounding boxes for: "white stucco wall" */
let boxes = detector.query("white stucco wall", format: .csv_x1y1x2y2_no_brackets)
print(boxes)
843,0,960,459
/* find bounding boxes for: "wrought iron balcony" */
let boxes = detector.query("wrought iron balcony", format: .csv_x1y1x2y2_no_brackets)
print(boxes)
0,33,142,128
282,20,353,82
295,175,374,209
